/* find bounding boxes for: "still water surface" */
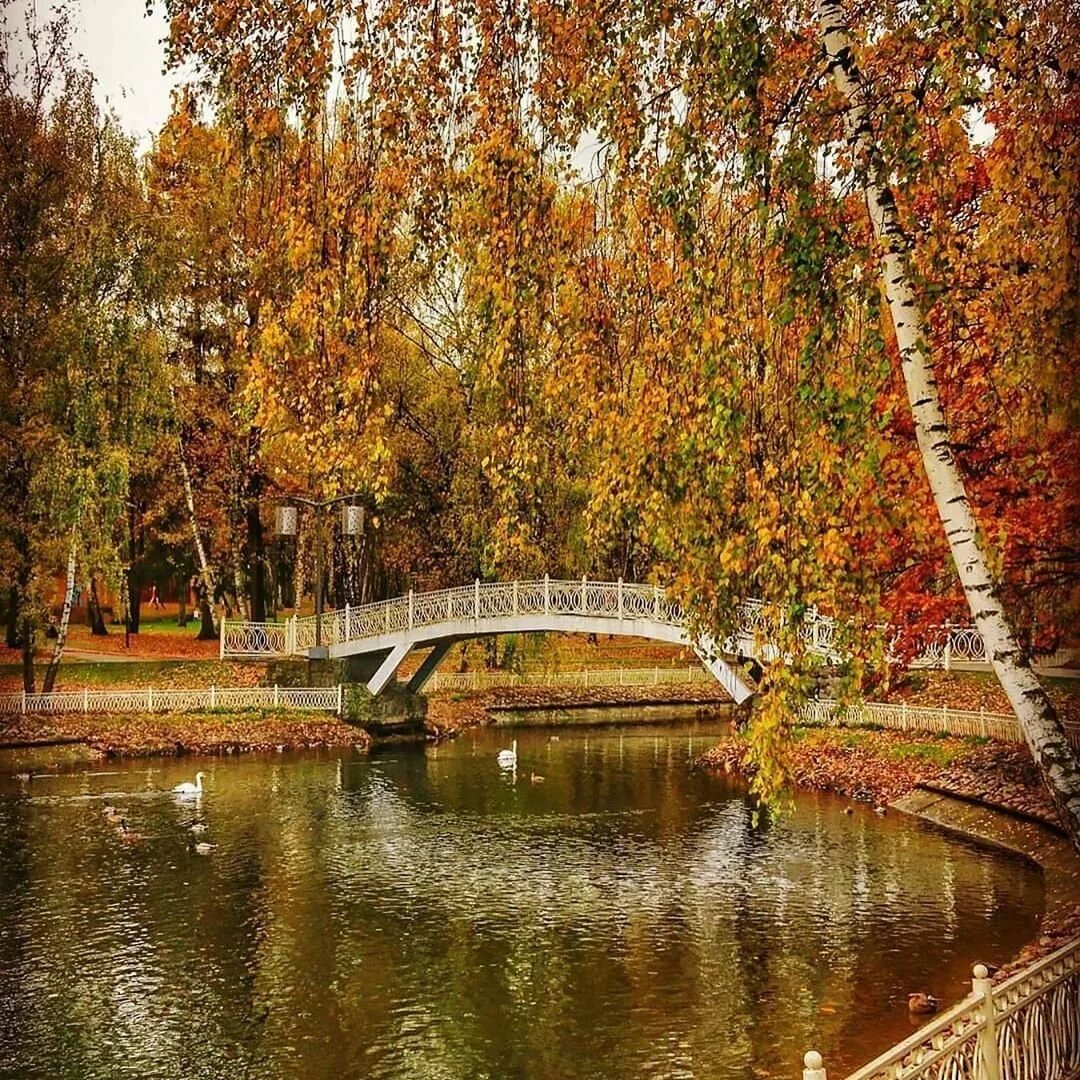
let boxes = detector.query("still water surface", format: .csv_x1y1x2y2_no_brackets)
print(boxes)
0,721,1043,1079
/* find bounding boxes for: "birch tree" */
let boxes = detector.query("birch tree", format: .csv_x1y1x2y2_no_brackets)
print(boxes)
817,0,1080,845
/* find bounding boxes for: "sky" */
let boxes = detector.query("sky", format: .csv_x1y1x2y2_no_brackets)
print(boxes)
68,0,178,147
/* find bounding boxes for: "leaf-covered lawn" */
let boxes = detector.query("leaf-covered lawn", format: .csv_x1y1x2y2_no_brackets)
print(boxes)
0,709,366,757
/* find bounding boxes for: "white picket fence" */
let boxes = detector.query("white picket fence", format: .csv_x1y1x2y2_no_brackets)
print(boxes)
0,685,343,716
802,937,1080,1079
426,665,714,692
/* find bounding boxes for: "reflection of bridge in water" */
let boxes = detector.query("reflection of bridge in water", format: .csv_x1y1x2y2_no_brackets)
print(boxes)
222,579,848,703
221,577,1018,702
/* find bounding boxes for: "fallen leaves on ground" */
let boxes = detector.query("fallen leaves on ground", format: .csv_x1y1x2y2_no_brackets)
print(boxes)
0,710,367,757
698,727,1061,827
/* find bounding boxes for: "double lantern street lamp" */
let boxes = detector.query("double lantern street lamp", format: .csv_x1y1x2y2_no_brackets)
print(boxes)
274,493,365,659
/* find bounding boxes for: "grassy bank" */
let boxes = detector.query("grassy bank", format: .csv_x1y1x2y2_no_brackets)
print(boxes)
698,724,1060,826
0,659,263,692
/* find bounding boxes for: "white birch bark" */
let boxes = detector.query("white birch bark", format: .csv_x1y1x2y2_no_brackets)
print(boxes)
818,0,1080,847
41,528,78,694
177,436,217,631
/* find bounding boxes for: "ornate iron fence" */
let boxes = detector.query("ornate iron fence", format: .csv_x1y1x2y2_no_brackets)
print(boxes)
218,579,1078,691
802,938,1080,1079
799,698,1026,744
0,685,343,716
221,578,822,659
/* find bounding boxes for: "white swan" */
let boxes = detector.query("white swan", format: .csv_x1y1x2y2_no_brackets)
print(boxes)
497,740,517,768
172,771,206,796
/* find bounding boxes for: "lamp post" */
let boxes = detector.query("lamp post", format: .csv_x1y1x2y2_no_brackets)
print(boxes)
274,493,364,659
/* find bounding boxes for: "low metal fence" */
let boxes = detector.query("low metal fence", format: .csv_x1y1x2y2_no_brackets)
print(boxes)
0,685,343,716
802,937,1080,1079
799,698,1023,743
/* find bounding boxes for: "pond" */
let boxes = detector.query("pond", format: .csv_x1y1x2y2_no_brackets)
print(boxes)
0,720,1043,1079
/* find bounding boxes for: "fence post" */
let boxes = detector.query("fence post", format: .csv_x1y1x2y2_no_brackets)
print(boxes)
337,684,343,717
83,687,89,714
474,579,480,620
654,666,659,685
943,622,952,671
618,577,624,620
653,585,661,620
148,687,154,712
385,601,391,633
584,668,589,688
408,590,414,630
901,701,908,731
581,575,587,613
979,706,987,738
345,603,351,638
210,684,216,709
21,689,26,715
513,579,519,615
973,964,1001,1080
219,614,226,659
544,574,550,614
802,1051,827,1080
274,684,280,707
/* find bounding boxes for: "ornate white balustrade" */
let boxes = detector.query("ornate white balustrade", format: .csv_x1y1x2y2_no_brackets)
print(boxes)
223,578,833,660
0,685,343,716
217,577,1076,700
803,938,1080,1080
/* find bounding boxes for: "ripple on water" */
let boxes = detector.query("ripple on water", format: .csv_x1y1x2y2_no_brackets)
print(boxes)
0,727,1045,1080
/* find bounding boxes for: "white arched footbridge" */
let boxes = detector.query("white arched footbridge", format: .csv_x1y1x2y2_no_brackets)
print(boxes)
221,578,842,704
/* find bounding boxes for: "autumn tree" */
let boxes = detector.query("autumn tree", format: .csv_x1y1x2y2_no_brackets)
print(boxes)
0,4,159,689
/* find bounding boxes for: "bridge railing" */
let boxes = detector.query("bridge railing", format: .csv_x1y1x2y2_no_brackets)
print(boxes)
220,578,1072,677
802,938,1080,1080
294,579,703,650
281,579,786,657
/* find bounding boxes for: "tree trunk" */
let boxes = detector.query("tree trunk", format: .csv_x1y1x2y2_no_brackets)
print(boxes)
127,503,142,634
231,555,251,622
42,531,77,693
15,530,33,692
176,581,188,627
819,0,1080,848
246,496,267,621
5,585,19,649
87,576,108,635
177,436,218,639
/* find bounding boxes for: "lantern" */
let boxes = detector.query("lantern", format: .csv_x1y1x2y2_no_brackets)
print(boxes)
341,504,364,536
275,505,298,537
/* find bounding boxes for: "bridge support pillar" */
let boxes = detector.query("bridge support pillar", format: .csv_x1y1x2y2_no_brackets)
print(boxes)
407,641,454,694
364,643,413,696
695,637,756,704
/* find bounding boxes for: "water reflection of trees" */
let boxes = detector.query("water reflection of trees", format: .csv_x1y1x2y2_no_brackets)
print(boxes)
0,736,1045,1080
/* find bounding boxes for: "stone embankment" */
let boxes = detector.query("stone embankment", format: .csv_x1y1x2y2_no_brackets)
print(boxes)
426,682,732,737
